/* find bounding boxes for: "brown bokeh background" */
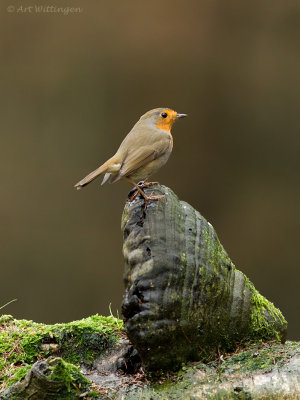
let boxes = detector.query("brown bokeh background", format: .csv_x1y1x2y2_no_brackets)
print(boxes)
1,1,299,338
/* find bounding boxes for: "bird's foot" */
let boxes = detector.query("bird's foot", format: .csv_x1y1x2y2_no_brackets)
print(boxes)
148,191,165,200
137,180,160,188
129,181,160,202
126,178,164,211
140,192,166,211
128,187,165,210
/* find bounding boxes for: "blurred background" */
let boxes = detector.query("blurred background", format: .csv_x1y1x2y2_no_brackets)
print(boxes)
1,0,299,338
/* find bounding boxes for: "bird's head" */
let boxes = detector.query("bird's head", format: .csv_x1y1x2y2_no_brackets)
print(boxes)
140,108,187,132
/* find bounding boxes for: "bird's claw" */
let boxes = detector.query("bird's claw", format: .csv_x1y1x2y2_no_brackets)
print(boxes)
148,192,165,200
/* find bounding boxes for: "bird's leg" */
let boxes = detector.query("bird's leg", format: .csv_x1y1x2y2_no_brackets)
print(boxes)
137,179,160,188
127,181,146,202
129,190,140,202
125,178,165,210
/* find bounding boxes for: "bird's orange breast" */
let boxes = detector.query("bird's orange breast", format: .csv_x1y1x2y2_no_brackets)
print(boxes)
155,122,173,151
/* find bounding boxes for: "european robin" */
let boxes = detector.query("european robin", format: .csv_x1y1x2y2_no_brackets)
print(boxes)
74,108,187,207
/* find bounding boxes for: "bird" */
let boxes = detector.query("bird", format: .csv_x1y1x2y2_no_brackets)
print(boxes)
74,108,187,207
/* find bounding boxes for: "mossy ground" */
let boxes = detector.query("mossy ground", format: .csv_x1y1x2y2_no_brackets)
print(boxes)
0,313,298,399
123,341,300,400
0,314,124,393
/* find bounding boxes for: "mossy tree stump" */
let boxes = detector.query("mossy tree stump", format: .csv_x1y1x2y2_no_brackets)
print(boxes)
121,185,287,370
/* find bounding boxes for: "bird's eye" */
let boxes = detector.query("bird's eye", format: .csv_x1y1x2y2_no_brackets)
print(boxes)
161,112,168,118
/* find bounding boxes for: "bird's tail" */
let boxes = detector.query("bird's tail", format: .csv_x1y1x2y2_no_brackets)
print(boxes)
74,158,115,190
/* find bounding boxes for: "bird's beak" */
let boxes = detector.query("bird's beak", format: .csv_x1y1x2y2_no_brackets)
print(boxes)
176,113,187,119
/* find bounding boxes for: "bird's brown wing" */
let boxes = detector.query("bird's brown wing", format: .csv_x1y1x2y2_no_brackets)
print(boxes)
113,138,170,181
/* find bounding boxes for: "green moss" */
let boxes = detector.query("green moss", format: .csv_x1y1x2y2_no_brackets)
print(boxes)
246,279,287,341
218,341,299,375
0,314,123,391
0,314,14,324
47,358,90,396
4,365,31,388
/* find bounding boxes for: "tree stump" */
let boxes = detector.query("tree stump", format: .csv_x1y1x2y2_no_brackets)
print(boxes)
121,185,287,370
